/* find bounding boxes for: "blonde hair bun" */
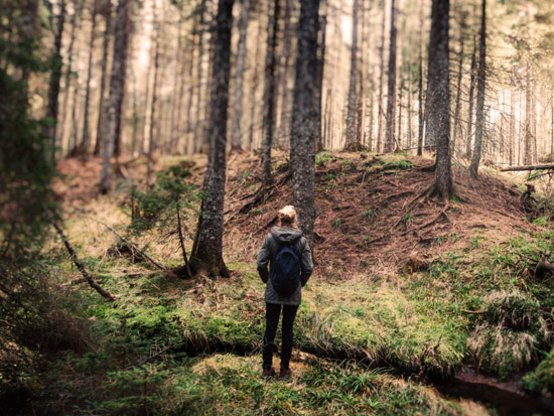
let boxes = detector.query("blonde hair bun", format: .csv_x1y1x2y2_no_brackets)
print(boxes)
278,205,298,228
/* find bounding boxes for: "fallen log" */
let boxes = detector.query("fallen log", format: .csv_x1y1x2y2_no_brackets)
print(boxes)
499,164,554,172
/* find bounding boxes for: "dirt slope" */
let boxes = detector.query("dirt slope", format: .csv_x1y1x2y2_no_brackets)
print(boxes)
223,151,531,276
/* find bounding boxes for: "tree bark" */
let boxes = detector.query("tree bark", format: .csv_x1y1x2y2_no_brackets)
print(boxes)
277,0,294,148
469,0,487,178
262,0,281,186
190,0,234,277
427,0,453,198
452,15,465,155
147,5,162,185
99,0,130,193
290,0,320,242
376,0,387,153
193,0,208,154
60,0,84,156
94,0,112,156
417,0,424,156
384,0,397,153
344,0,360,150
45,0,67,159
465,36,476,159
248,21,262,150
81,0,98,155
230,0,250,152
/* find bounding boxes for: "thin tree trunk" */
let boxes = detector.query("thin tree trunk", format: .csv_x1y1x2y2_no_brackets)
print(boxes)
193,0,208,154
277,0,294,147
290,0,320,242
452,17,465,155
147,5,162,185
169,8,185,153
81,0,98,155
417,0,424,156
344,0,360,150
248,22,262,150
465,36,476,159
60,0,83,155
183,11,199,154
314,2,326,152
45,0,67,159
262,0,281,186
376,0,387,153
230,0,250,152
407,68,413,149
190,0,234,277
99,0,130,193
428,0,452,198
469,0,487,178
509,92,515,165
384,0,397,153
94,1,112,156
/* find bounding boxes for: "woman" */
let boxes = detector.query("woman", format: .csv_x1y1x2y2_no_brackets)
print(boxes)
256,205,313,379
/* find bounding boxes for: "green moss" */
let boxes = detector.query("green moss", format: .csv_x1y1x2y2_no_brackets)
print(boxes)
522,347,554,396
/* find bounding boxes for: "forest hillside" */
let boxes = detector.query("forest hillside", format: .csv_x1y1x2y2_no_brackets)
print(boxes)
5,151,552,415
3,0,554,414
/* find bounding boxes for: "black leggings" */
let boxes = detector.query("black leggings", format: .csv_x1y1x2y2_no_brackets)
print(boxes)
262,303,299,370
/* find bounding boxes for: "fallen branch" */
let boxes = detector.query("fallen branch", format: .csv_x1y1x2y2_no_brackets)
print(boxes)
499,164,554,172
92,219,175,276
52,221,116,301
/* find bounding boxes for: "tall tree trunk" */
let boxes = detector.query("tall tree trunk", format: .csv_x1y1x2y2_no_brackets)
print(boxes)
290,0,320,242
465,36,476,159
452,16,465,155
190,0,234,277
45,0,67,159
60,0,84,155
230,0,250,152
417,1,424,156
169,8,185,153
248,22,262,150
384,0,397,153
523,66,534,165
344,0,360,150
417,28,425,156
94,1,112,156
81,0,98,155
509,91,515,165
262,0,281,186
193,0,208,154
99,0,130,193
397,76,403,148
427,0,452,197
314,3,326,152
183,11,199,155
147,5,162,185
469,0,487,178
407,68,413,149
277,0,294,147
376,0,387,153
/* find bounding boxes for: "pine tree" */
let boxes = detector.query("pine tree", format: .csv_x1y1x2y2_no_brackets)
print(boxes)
190,0,235,277
290,0,321,242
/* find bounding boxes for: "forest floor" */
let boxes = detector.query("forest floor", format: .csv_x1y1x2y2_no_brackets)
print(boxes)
19,151,554,415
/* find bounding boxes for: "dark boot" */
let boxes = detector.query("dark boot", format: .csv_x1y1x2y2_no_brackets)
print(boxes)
279,367,292,380
262,342,276,372
262,367,275,379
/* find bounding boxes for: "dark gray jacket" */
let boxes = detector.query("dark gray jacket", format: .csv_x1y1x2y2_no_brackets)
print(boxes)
257,227,314,306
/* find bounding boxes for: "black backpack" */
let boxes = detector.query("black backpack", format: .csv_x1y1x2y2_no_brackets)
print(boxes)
270,241,301,296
